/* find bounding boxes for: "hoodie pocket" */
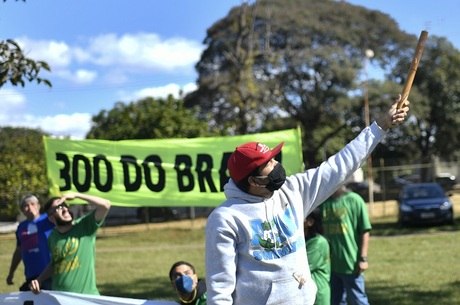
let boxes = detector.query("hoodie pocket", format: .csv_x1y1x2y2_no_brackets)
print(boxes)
265,275,317,305
266,277,302,305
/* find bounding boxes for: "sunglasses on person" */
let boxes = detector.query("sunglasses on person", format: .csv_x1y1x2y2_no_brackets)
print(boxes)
48,202,69,215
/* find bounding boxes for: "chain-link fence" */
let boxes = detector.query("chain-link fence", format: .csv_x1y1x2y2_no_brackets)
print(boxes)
349,159,459,203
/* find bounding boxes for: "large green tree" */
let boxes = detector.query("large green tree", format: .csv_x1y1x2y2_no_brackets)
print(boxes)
0,127,49,220
390,36,460,164
86,95,212,140
185,0,415,166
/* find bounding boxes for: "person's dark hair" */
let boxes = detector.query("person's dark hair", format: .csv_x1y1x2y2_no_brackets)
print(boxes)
169,261,196,281
235,166,261,193
305,208,323,240
44,197,61,214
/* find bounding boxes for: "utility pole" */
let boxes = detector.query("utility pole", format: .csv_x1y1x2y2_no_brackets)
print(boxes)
364,49,375,209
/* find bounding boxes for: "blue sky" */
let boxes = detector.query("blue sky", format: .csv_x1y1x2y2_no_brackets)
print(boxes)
1,0,459,139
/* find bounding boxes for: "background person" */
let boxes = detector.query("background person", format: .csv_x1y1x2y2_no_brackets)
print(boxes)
321,185,371,305
205,96,409,305
6,194,54,291
29,192,111,295
304,208,331,305
169,261,207,305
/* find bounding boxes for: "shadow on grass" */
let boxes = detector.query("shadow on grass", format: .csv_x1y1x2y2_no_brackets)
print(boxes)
98,276,175,300
367,280,459,305
371,215,460,237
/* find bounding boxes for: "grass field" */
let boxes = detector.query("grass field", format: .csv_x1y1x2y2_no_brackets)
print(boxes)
1,195,459,303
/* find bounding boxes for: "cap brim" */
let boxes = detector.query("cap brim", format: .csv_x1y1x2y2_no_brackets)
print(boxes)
269,142,284,159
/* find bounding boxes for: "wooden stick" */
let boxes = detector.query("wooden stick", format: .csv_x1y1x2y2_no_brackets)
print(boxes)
397,30,429,109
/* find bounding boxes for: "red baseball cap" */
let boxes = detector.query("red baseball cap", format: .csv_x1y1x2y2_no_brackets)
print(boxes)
227,141,284,183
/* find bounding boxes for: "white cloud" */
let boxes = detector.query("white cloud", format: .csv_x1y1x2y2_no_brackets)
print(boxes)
38,113,92,139
16,37,72,69
0,88,90,139
15,33,202,86
56,69,98,85
15,37,96,85
119,82,197,101
78,33,203,71
0,89,26,112
74,69,98,84
4,33,202,139
0,111,92,140
23,113,92,139
182,82,198,94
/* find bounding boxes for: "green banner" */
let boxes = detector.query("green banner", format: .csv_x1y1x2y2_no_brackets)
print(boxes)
43,128,303,207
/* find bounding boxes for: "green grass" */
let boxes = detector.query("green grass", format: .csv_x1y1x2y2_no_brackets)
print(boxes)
367,216,460,304
0,225,206,302
1,216,460,303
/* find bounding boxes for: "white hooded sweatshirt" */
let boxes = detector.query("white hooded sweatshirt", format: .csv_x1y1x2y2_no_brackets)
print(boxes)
205,122,385,305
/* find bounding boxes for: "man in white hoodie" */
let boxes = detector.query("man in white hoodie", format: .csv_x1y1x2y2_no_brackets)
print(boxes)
205,96,409,305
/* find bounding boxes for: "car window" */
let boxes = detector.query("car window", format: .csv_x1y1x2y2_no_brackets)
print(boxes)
405,185,443,199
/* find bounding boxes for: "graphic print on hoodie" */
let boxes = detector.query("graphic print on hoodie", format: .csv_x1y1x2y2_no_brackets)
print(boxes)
250,207,304,261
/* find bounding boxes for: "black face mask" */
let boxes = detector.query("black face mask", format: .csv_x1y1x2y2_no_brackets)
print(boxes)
265,163,286,191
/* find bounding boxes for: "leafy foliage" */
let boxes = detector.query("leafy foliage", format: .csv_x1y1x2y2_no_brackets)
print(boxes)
0,39,51,88
0,1,52,219
185,0,415,166
391,36,460,162
86,95,212,140
0,127,49,220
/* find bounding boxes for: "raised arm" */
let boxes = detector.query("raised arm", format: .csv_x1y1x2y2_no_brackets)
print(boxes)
63,193,111,222
298,94,411,215
376,94,410,131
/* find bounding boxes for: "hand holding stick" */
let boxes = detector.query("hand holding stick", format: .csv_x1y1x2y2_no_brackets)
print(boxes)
397,30,429,109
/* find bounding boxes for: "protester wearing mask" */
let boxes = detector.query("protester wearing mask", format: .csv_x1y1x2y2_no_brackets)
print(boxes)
169,261,207,305
205,96,410,305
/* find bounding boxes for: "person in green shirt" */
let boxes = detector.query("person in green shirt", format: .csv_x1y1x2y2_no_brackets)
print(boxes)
169,261,207,305
321,185,371,305
29,192,111,295
305,208,331,305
